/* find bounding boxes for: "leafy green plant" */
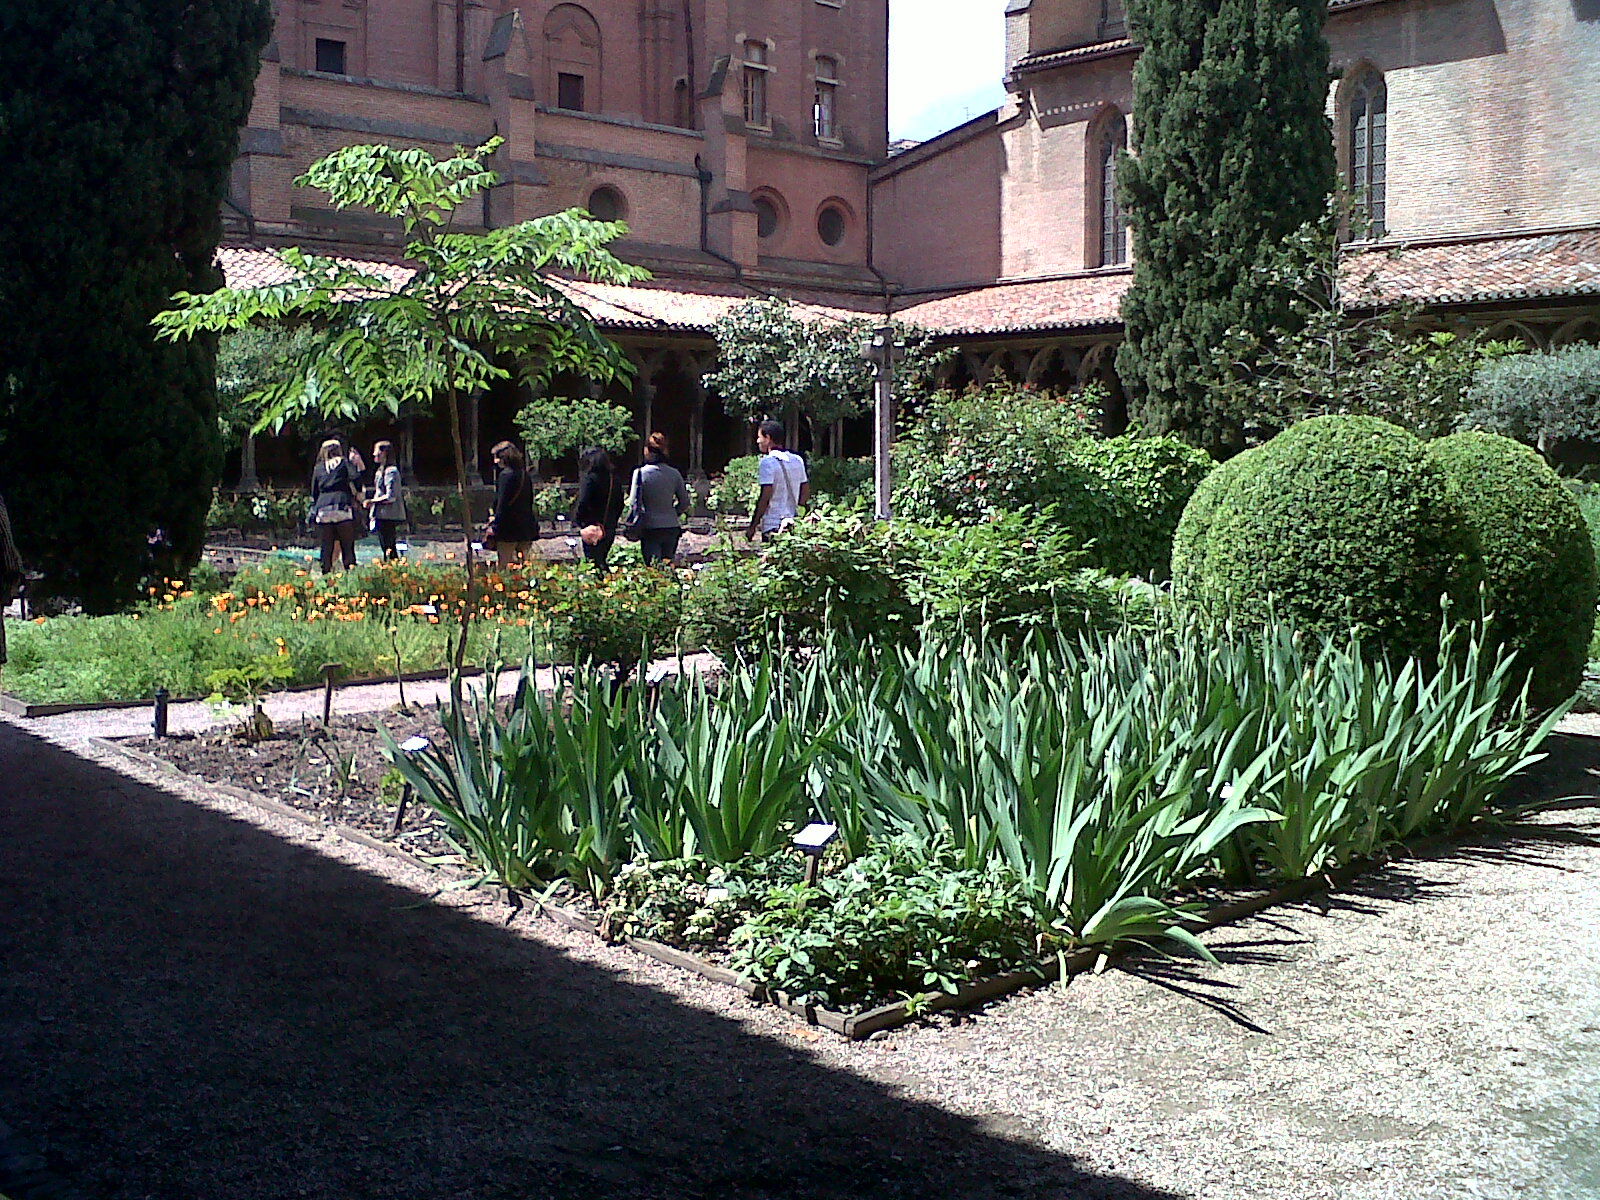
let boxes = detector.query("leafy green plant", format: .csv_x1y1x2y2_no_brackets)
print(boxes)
555,565,683,683
204,653,294,741
706,456,762,516
728,837,1048,1009
532,485,571,522
513,393,635,465
603,853,804,949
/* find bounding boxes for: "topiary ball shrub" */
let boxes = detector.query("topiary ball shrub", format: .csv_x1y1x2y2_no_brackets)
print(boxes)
1172,416,1482,658
1427,431,1598,707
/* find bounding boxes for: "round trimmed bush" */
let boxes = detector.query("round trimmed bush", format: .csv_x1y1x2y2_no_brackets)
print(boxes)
1427,431,1598,707
1173,416,1483,657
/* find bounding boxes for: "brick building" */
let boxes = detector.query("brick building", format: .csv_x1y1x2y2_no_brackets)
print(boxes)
223,0,1600,485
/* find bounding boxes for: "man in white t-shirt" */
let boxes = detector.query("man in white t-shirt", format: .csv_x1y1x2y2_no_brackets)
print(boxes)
745,419,810,542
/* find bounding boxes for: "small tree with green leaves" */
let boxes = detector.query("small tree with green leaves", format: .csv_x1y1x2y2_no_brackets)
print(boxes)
706,298,943,442
1212,214,1524,438
156,139,648,658
513,393,635,469
1465,344,1600,458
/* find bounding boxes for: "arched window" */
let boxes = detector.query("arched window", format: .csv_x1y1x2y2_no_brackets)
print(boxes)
1347,69,1387,237
545,4,602,114
1095,112,1128,267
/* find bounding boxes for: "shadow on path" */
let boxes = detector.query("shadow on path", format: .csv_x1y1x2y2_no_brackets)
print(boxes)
0,723,1180,1200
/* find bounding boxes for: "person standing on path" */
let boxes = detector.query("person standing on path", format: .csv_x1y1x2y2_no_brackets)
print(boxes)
629,432,692,567
0,488,22,667
310,439,360,573
572,446,624,573
745,420,810,543
365,441,407,561
487,441,538,567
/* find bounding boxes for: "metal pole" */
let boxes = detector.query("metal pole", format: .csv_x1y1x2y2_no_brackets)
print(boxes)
872,326,895,522
152,688,170,739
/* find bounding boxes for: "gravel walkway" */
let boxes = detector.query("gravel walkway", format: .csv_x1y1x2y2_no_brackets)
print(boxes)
3,719,1599,1198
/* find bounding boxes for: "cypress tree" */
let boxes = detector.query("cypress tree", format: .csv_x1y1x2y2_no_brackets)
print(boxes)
0,0,271,611
1116,0,1336,456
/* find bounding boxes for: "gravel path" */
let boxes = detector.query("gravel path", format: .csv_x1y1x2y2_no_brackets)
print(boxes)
3,719,1599,1198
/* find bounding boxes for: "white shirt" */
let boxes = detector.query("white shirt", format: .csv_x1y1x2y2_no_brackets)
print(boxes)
757,450,808,532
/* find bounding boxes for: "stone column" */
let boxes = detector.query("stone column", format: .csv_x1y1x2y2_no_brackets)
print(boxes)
238,434,261,492
463,393,482,484
400,415,417,484
686,369,708,480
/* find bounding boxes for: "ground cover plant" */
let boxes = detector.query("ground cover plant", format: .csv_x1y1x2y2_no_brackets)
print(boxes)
389,616,1563,1011
0,558,676,705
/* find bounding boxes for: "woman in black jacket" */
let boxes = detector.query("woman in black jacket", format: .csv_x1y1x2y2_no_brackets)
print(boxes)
310,439,361,573
572,447,625,573
487,441,539,566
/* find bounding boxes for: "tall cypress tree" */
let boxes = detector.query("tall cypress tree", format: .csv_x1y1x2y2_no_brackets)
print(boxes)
0,0,270,611
1116,0,1336,456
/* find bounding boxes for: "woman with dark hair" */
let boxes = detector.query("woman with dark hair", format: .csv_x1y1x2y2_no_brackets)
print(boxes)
572,446,624,573
487,440,538,566
310,438,360,573
365,440,407,560
627,432,692,567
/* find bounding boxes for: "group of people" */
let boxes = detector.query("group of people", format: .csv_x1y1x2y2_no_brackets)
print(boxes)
307,418,811,576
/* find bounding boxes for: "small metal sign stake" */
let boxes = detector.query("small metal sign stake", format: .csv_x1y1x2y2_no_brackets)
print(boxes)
792,822,839,887
152,687,170,739
389,736,430,838
320,662,345,727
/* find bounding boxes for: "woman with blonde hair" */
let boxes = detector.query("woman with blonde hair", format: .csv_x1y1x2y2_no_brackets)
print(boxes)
309,438,360,572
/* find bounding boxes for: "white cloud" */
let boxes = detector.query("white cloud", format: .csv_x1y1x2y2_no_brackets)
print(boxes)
890,0,1007,142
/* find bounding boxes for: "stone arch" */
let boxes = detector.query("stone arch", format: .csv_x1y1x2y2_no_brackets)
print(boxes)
1552,316,1600,347
1483,320,1547,352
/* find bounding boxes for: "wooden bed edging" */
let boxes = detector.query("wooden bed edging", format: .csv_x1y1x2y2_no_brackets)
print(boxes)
89,736,1454,1042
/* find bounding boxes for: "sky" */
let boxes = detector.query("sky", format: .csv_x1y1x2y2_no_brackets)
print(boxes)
889,0,1008,142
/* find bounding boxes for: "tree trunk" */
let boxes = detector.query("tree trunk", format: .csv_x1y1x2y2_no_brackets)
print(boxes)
443,381,477,672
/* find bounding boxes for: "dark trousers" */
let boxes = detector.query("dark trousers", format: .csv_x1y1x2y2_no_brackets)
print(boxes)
639,527,682,567
318,520,357,573
375,519,403,560
582,530,617,574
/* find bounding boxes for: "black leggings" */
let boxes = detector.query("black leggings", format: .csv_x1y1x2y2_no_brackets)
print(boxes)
375,519,403,560
318,520,357,573
639,527,682,567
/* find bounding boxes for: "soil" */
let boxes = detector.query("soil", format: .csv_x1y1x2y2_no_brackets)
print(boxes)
128,709,459,861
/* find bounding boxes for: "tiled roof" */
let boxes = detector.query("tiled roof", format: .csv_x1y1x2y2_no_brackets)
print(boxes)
893,271,1131,335
893,227,1600,337
217,245,874,333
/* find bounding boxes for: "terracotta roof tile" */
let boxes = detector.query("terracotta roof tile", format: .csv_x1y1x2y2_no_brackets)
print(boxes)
217,245,874,333
893,227,1600,337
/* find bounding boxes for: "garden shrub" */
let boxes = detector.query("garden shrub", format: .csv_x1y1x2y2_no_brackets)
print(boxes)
706,456,761,517
1427,431,1599,707
555,565,684,680
1172,416,1483,658
896,384,1212,577
911,509,1155,639
727,837,1046,1009
682,553,768,663
707,454,874,517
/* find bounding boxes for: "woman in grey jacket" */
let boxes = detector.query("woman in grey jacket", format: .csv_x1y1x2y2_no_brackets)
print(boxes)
630,432,692,566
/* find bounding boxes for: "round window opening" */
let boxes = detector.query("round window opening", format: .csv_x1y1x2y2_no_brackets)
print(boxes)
755,197,781,239
817,205,847,247
587,186,626,223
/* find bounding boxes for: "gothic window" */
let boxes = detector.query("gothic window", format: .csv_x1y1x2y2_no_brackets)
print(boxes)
743,40,771,128
1347,69,1388,237
1097,113,1128,267
1099,0,1127,38
813,56,839,141
545,5,602,115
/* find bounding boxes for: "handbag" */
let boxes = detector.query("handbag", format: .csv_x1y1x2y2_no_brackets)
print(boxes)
619,468,646,542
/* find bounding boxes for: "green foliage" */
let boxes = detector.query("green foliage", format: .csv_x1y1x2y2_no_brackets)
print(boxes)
513,393,635,465
706,456,763,516
1212,217,1525,437
1571,482,1600,573
897,385,1213,577
404,617,1561,1008
1117,0,1336,454
910,510,1155,639
532,485,571,521
1427,431,1599,707
0,0,273,610
1173,416,1483,658
1465,344,1600,451
706,299,944,429
204,654,294,705
728,838,1047,1009
216,326,318,439
207,490,308,534
554,565,683,681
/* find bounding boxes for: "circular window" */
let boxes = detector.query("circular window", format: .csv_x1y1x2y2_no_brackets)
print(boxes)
587,186,627,223
755,196,781,239
817,204,848,247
